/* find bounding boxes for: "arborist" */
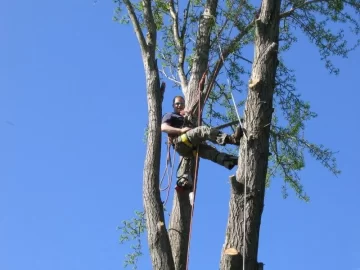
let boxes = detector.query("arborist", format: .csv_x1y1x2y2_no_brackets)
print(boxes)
161,96,243,188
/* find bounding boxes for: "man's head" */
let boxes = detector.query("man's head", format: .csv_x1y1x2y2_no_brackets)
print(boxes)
172,96,185,114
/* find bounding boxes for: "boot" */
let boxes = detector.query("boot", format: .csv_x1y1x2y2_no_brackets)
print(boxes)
176,174,193,191
225,134,240,145
224,125,243,145
223,155,238,170
233,125,243,140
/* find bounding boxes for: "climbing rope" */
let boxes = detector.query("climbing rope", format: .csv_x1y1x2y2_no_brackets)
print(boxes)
160,140,177,205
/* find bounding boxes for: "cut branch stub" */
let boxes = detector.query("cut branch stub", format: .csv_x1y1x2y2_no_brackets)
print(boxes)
229,175,244,195
224,248,240,255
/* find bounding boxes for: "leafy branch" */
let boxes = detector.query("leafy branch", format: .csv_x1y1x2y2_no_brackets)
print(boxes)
118,210,146,269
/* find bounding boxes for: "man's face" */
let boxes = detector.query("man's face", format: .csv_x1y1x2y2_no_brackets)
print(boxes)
173,97,185,113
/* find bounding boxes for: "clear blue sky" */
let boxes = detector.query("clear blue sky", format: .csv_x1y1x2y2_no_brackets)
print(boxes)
1,1,359,270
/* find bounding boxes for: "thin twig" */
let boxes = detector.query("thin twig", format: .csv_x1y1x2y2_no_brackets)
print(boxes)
280,0,325,18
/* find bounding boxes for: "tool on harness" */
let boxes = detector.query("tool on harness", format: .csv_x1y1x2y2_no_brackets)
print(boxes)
174,135,196,191
180,134,197,157
180,134,193,148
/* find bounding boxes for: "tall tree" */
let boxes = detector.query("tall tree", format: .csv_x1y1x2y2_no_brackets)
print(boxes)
114,0,359,269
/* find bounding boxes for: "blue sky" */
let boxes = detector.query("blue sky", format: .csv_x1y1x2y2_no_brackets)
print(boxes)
1,1,359,270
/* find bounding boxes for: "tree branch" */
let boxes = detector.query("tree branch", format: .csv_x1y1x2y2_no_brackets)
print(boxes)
180,0,191,40
123,0,148,53
189,20,255,117
186,0,219,103
207,20,255,95
169,0,188,90
142,0,157,51
343,0,360,9
124,1,175,269
160,67,181,85
169,0,181,50
279,0,325,19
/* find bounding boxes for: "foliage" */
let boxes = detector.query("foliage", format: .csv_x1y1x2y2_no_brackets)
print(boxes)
118,211,146,269
112,0,359,267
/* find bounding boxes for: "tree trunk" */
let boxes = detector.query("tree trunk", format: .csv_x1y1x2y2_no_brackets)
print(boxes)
186,0,218,110
168,188,192,270
123,0,176,267
143,61,175,270
169,151,203,269
220,0,281,269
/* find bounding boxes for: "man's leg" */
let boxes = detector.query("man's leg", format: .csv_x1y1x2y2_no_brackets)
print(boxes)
173,141,193,157
172,142,195,190
197,143,238,170
185,126,228,145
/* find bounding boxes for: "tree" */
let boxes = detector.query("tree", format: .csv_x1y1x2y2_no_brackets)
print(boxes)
114,0,359,269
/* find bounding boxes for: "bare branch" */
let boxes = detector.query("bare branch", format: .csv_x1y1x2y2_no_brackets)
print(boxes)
180,0,191,40
123,0,147,53
169,0,181,49
160,68,181,85
186,0,223,111
142,0,157,52
280,0,325,19
239,56,253,64
169,0,188,90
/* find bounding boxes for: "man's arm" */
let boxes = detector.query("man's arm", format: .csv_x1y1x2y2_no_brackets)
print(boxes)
161,123,191,136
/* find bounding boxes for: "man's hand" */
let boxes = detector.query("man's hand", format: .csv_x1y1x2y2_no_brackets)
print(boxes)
167,136,174,145
179,110,189,116
180,127,191,134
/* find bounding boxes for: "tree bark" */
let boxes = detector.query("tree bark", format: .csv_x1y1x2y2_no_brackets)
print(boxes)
220,0,282,269
186,0,219,109
143,62,175,270
168,156,200,270
124,0,176,267
168,187,192,270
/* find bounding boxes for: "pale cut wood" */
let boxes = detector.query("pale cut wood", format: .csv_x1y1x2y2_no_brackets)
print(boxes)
224,248,239,255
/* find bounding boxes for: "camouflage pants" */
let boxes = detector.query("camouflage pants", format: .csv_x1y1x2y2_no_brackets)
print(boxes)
172,126,235,168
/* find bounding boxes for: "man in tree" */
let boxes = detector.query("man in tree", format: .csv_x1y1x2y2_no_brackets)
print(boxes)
116,0,359,266
161,96,243,175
